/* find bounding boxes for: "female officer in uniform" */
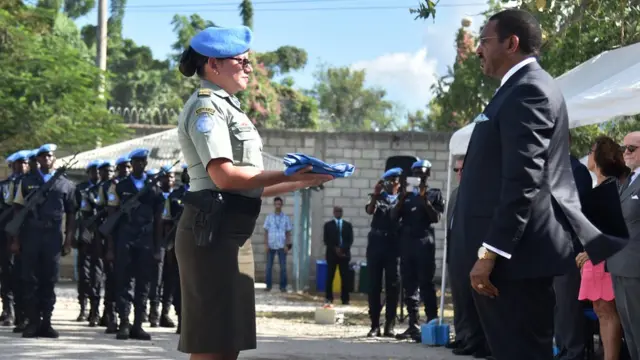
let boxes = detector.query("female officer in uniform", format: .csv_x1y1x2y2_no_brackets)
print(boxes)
175,26,334,360
364,168,403,338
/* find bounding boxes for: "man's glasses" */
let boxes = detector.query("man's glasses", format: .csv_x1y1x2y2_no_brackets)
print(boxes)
453,168,462,173
621,145,638,154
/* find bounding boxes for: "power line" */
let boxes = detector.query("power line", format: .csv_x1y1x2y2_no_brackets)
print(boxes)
123,0,484,8
121,3,486,13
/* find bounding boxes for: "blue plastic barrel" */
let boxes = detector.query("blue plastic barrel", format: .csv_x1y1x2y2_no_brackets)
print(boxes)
316,260,328,292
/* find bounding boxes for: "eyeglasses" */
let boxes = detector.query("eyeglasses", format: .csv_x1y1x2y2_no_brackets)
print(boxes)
453,168,462,173
621,145,639,153
225,57,252,69
479,36,499,45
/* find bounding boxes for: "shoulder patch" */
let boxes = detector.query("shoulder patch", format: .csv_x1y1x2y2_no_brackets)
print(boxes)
195,107,216,116
195,114,214,133
198,88,213,98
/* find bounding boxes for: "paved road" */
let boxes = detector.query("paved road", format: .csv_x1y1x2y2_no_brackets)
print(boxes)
0,284,467,360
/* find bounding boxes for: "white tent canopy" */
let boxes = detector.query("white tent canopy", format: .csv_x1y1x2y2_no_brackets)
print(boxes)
448,41,640,156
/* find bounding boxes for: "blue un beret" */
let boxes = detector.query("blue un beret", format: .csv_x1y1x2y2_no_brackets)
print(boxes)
6,152,17,164
382,167,403,180
160,165,174,174
181,163,188,170
99,160,115,168
129,148,149,159
146,168,159,176
86,159,102,170
190,26,253,58
15,150,31,162
29,149,38,159
37,143,57,156
411,160,432,169
115,156,131,166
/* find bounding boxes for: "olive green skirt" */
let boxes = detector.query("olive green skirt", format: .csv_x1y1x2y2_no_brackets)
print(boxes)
175,204,257,354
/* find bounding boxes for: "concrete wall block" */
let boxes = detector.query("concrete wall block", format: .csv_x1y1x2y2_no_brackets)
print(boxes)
430,160,447,171
435,151,450,161
286,138,302,147
323,187,342,197
362,149,381,159
278,146,297,155
326,147,345,157
333,178,352,188
354,159,372,169
429,141,448,150
359,169,379,180
410,141,430,150
269,137,286,147
333,197,352,207
337,139,355,148
351,178,370,189
304,137,316,148
342,188,361,198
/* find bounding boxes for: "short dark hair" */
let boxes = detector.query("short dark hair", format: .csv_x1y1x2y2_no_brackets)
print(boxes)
274,197,283,204
593,135,630,180
489,9,542,56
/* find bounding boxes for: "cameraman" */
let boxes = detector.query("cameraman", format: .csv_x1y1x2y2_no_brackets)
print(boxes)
364,168,403,338
393,160,445,341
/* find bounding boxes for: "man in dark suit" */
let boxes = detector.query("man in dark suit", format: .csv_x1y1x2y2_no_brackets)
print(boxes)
447,157,490,357
609,131,640,360
553,151,592,360
455,9,627,360
323,206,353,305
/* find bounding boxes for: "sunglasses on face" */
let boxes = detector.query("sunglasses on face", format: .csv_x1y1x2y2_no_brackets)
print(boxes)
225,57,252,69
453,168,462,173
621,145,639,154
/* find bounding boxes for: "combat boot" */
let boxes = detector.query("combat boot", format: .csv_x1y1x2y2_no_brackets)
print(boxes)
130,315,151,341
105,313,118,334
38,318,59,339
13,317,28,333
159,306,175,328
383,318,396,337
21,318,40,338
88,304,100,327
116,320,131,340
148,303,160,328
76,300,87,322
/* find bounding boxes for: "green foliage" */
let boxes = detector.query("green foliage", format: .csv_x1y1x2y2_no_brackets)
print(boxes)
418,0,640,155
257,46,308,78
0,6,127,154
239,0,254,30
410,0,438,21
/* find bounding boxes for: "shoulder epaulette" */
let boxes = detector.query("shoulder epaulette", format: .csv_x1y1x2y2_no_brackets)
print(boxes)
198,88,214,98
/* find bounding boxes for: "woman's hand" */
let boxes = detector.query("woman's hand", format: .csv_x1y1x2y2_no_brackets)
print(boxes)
575,252,589,269
287,166,334,184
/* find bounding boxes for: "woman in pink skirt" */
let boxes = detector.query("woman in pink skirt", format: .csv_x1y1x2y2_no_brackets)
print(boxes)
577,135,630,360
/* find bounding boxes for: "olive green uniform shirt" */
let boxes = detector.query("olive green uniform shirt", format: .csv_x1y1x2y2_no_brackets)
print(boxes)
177,80,264,198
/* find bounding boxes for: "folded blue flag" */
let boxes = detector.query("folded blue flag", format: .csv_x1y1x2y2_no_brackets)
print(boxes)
283,153,355,178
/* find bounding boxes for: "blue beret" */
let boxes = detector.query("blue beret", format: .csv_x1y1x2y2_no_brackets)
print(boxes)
29,149,38,159
160,165,174,174
6,152,17,164
382,167,403,179
190,26,252,58
115,156,131,166
411,160,432,169
146,168,159,176
86,159,102,170
129,148,149,159
15,150,31,162
37,143,57,156
181,163,188,170
99,160,115,168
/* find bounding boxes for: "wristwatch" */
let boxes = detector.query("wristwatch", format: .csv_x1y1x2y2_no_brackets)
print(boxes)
477,246,497,260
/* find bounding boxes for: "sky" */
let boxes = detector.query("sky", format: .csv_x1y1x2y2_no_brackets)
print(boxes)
74,0,491,114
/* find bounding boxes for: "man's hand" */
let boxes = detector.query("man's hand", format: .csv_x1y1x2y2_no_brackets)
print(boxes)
62,241,72,256
575,252,589,269
470,259,499,298
334,246,343,257
154,248,163,262
374,181,383,195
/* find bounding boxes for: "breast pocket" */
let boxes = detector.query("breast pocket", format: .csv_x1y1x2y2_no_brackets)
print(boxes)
229,125,263,166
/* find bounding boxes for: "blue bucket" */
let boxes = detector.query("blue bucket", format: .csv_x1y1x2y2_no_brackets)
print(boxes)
421,319,450,346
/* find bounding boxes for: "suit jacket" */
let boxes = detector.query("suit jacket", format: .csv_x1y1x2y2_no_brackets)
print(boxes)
445,187,459,264
324,219,353,260
608,176,640,277
452,61,627,280
569,155,593,254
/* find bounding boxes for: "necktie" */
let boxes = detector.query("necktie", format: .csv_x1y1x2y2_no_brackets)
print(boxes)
337,219,342,247
622,172,636,194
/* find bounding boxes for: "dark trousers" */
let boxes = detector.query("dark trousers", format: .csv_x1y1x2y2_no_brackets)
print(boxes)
149,247,166,307
12,254,24,324
102,258,116,319
115,239,153,325
449,262,487,348
366,231,399,328
553,266,585,360
325,253,350,304
78,238,104,308
21,225,62,323
0,237,14,312
162,248,179,312
400,236,438,324
473,277,555,360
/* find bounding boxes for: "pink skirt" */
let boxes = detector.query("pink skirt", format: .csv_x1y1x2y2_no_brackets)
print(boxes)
578,260,615,301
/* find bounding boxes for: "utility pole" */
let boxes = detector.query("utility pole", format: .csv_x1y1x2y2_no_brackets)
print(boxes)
96,0,108,98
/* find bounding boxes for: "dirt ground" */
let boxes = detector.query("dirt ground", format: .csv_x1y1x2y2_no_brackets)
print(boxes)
0,282,467,360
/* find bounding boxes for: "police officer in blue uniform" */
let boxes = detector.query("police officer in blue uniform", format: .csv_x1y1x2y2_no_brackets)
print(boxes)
6,150,33,333
394,160,445,341
75,159,101,323
364,168,403,337
0,151,30,327
11,144,76,338
98,156,130,333
106,148,163,340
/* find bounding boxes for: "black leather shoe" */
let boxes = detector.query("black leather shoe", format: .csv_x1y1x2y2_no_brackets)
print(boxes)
21,323,40,338
159,313,176,328
453,346,479,356
130,325,151,340
116,323,131,340
446,340,465,349
383,323,396,337
367,326,381,337
395,326,420,341
38,321,59,338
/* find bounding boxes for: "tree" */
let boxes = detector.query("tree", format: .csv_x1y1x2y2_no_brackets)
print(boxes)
310,65,398,131
0,5,126,154
239,0,253,30
417,0,640,155
257,46,308,78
